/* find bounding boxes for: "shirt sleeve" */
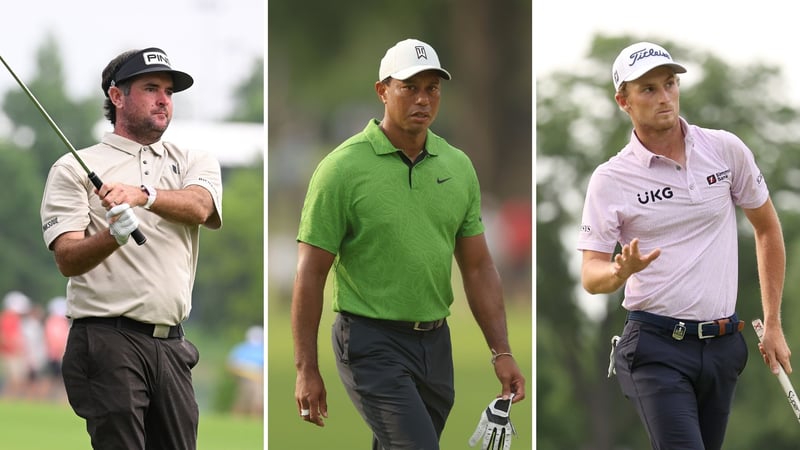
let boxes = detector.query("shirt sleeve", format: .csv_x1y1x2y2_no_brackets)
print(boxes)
723,131,769,209
457,160,486,238
40,156,93,249
577,168,623,254
183,149,223,228
296,155,348,255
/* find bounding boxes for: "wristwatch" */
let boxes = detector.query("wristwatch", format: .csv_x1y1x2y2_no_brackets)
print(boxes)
141,185,157,210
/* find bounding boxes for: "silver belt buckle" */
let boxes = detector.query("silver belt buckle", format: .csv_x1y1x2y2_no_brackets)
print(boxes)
697,320,716,339
672,321,686,340
153,324,170,338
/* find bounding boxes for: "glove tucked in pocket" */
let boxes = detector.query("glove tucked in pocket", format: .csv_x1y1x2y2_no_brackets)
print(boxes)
468,393,517,450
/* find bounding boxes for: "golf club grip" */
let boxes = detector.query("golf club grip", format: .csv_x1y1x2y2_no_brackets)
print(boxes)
88,173,147,246
752,318,800,423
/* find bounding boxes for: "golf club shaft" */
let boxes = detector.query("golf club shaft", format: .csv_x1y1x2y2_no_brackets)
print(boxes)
752,318,800,423
0,54,146,245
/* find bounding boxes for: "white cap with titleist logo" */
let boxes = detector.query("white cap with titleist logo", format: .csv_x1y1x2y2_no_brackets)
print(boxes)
612,42,687,91
379,38,452,81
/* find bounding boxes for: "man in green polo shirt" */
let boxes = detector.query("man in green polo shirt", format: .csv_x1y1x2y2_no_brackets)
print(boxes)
292,38,526,449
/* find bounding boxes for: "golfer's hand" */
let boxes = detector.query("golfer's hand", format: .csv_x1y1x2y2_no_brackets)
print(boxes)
493,356,526,403
759,324,793,375
612,238,660,280
295,369,328,427
469,394,516,450
106,203,139,246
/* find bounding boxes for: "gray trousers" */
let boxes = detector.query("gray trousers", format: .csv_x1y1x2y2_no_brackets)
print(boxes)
333,313,455,450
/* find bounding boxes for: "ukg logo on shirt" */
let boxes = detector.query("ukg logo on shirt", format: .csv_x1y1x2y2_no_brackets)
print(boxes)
636,186,674,205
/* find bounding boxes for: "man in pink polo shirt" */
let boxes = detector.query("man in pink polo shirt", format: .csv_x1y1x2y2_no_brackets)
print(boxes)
578,41,792,450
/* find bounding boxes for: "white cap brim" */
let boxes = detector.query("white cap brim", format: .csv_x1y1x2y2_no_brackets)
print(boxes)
389,65,452,81
623,62,687,86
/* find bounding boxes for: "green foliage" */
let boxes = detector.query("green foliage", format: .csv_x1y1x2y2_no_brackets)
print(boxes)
537,34,800,449
268,0,531,200
4,34,101,178
0,34,100,304
229,58,264,123
192,165,264,332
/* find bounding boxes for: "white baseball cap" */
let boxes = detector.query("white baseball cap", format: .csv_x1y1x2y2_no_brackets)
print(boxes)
379,38,451,81
612,42,687,91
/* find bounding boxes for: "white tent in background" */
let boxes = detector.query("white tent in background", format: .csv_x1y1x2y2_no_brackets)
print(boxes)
94,120,264,168
163,121,264,168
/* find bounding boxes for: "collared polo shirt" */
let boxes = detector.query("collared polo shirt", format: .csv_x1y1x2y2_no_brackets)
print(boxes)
40,132,223,325
577,118,768,320
297,119,485,321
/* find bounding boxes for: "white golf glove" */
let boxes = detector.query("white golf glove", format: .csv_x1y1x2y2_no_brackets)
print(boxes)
106,203,139,246
469,394,517,450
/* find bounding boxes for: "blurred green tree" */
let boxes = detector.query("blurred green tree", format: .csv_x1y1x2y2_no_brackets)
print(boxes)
190,54,264,335
0,33,99,303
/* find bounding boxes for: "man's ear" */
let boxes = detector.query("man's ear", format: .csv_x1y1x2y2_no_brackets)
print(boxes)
375,80,388,104
615,92,630,112
108,85,124,108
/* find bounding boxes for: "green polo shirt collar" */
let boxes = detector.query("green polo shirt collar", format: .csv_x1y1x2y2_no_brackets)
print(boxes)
363,119,442,157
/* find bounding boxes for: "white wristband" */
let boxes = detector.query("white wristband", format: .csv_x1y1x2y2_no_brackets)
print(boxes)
141,185,157,210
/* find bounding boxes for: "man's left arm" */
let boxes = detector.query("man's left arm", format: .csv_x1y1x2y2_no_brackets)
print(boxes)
455,233,526,402
744,197,792,374
99,183,219,228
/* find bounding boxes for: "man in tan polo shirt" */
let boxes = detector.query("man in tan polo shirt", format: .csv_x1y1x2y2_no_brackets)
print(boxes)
40,47,222,450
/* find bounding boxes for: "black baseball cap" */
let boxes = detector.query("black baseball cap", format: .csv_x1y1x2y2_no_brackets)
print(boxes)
103,47,193,96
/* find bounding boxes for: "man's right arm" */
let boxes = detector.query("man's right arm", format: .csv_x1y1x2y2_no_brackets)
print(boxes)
52,230,121,277
581,250,625,294
292,241,336,427
581,238,660,294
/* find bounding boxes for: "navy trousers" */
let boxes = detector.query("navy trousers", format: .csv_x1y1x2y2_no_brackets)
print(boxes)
333,313,455,450
614,319,748,450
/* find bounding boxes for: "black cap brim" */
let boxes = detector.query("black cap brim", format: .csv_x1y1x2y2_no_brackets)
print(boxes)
108,48,194,93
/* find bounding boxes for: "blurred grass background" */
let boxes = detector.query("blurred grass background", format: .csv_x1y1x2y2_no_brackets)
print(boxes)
0,399,262,449
267,287,532,449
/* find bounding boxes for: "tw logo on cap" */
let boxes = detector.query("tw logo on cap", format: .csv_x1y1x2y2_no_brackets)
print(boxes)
143,51,172,67
415,46,428,60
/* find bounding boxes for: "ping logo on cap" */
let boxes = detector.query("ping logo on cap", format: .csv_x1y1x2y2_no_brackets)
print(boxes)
415,46,428,60
143,51,171,67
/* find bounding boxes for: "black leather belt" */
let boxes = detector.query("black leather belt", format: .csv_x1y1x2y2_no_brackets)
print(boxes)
73,316,184,339
341,311,445,332
628,310,744,340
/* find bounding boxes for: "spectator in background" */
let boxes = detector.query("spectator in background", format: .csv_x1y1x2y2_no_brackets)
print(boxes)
20,303,48,400
44,297,69,401
0,291,31,399
227,325,264,416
